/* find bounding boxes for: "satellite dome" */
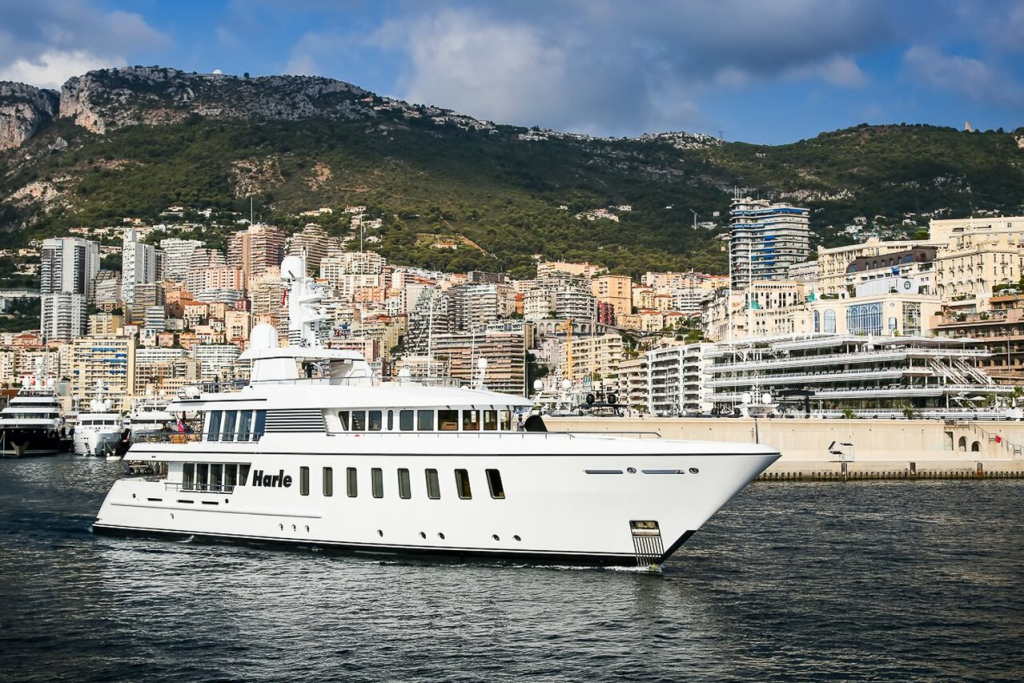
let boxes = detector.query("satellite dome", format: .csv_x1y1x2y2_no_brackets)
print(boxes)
281,256,304,281
250,323,278,350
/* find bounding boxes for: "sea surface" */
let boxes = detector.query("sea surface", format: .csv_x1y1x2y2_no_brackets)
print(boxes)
1,455,1022,682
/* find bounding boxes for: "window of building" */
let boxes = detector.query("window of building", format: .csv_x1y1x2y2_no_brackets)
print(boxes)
888,317,898,333
847,302,883,335
347,467,357,497
400,410,414,431
368,410,383,432
499,410,512,431
462,410,481,431
813,310,821,333
206,411,222,441
351,410,367,431
486,469,505,499
439,410,459,431
372,468,383,498
300,466,309,496
398,468,411,499
483,410,498,431
417,410,435,431
824,309,837,334
323,467,333,497
455,469,472,499
338,411,350,430
425,469,440,499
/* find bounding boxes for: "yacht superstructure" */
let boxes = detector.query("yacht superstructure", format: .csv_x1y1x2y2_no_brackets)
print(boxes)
0,374,66,458
93,257,779,567
74,386,125,457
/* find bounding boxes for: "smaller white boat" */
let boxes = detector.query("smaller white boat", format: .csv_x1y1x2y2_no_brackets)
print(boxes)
74,387,124,457
126,397,175,443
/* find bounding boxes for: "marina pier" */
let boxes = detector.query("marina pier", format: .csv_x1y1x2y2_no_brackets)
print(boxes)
546,417,1024,481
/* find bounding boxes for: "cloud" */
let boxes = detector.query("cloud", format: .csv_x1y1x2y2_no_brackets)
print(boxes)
902,45,1024,106
785,56,868,88
0,0,168,88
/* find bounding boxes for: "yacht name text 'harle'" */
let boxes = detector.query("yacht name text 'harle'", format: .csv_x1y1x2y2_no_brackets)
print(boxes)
93,256,779,568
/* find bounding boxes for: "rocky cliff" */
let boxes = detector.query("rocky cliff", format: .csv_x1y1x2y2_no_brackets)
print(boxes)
58,66,376,135
0,83,59,149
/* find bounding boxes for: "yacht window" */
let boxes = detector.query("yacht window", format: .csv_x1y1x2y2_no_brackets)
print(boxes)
425,469,440,499
347,467,358,497
338,411,350,431
439,410,459,431
499,410,512,431
300,466,310,496
238,411,253,442
182,463,195,490
239,464,251,486
207,411,222,441
197,463,209,491
254,411,267,440
225,464,238,491
483,410,498,431
387,410,394,431
323,467,333,497
368,410,383,432
210,464,223,492
398,468,411,499
222,412,237,442
417,410,434,431
455,469,472,499
399,410,414,431
372,468,383,498
462,410,481,431
486,469,505,499
351,411,367,431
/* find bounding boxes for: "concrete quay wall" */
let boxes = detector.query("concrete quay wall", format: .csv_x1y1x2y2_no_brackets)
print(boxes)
544,417,1024,481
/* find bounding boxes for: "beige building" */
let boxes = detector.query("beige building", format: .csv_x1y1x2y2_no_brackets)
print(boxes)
431,331,526,396
816,238,935,296
934,232,1024,305
929,215,1024,243
88,312,123,336
536,261,606,280
566,333,623,382
591,275,632,320
71,335,135,411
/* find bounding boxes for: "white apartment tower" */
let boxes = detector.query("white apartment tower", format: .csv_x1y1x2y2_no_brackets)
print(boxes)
729,197,810,289
122,228,159,305
39,237,99,342
160,238,203,281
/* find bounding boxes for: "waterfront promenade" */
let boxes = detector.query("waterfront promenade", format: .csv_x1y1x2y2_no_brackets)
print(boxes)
546,417,1024,480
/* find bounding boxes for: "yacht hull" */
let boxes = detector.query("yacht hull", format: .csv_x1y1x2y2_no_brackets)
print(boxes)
0,428,65,457
93,439,778,567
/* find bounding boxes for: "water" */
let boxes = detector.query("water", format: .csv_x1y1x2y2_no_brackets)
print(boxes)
1,455,1022,682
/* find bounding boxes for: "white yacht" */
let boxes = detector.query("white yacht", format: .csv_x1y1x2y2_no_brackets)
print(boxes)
0,374,67,458
126,398,175,442
74,394,125,458
93,257,779,568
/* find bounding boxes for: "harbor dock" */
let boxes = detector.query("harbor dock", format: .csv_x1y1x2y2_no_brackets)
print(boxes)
545,417,1024,481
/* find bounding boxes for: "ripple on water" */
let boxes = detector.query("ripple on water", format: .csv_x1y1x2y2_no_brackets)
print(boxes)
0,456,1022,681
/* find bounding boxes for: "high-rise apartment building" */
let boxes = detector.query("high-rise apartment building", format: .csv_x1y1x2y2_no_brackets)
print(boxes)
71,335,135,411
39,237,99,342
729,197,810,289
286,224,339,272
228,223,285,288
160,238,203,281
121,228,159,305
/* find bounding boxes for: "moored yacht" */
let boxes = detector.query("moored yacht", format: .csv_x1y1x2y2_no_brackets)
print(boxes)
0,375,67,458
125,398,175,443
93,257,780,568
74,398,125,458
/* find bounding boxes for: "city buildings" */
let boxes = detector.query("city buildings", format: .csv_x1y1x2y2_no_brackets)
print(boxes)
70,335,135,412
228,223,286,288
729,197,810,289
121,228,159,307
39,237,99,342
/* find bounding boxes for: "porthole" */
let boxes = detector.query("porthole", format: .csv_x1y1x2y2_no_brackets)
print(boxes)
438,532,445,540
492,534,500,541
170,513,174,520
279,523,284,530
377,529,384,537
132,493,137,499
292,524,296,531
419,532,426,539
627,467,637,474
305,525,309,532
513,535,521,542
689,467,700,474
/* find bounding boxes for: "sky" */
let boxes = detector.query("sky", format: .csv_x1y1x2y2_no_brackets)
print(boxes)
1,0,1023,144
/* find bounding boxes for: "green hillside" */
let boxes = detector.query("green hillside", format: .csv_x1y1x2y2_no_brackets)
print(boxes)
2,71,1023,279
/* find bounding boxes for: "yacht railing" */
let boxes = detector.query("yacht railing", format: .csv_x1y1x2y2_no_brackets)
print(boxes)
132,432,203,444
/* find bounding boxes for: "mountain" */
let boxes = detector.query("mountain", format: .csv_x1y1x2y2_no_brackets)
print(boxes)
2,66,1024,278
